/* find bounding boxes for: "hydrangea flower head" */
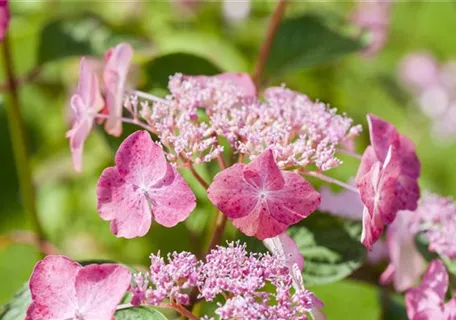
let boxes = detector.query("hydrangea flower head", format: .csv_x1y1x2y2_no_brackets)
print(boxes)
186,72,256,98
66,57,104,172
103,42,133,137
207,149,321,239
97,130,196,238
356,114,420,249
405,260,456,320
26,255,131,320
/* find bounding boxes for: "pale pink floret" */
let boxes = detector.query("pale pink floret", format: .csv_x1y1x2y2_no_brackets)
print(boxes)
0,0,9,41
66,57,104,172
187,72,256,98
399,53,440,91
103,43,134,137
26,255,131,320
356,114,420,249
97,130,196,238
207,149,320,240
318,180,363,221
405,260,456,320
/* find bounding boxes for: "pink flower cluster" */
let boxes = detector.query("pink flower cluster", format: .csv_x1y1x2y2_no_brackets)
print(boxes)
405,260,456,320
381,192,456,292
137,74,361,170
400,52,456,141
351,0,392,57
130,242,323,320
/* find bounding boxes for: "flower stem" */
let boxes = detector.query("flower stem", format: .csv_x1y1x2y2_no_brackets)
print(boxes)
252,0,287,89
301,170,359,193
188,163,210,190
128,90,168,103
94,114,154,132
170,303,199,320
1,36,47,256
337,148,363,160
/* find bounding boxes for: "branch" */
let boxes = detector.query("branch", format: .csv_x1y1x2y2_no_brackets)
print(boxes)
252,0,287,89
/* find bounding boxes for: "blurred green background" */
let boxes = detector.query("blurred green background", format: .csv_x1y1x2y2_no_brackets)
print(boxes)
1,1,456,319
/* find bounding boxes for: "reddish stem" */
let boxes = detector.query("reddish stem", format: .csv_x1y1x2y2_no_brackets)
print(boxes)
252,0,287,89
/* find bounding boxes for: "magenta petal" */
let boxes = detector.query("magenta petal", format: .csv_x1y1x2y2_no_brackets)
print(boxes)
207,163,259,219
420,260,448,300
103,43,133,137
78,57,104,113
244,149,284,190
267,171,321,225
147,163,196,227
97,167,151,238
75,264,131,320
367,114,400,162
444,297,456,320
0,0,9,42
355,146,378,185
27,255,81,320
232,203,288,240
115,130,168,186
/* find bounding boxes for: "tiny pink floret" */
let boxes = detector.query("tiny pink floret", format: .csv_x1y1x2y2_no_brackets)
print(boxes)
26,255,131,320
97,130,196,238
103,43,134,137
207,149,321,240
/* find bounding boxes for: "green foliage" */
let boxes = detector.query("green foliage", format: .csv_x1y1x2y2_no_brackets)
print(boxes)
288,213,365,286
264,14,362,80
115,307,168,320
0,284,30,320
143,53,221,90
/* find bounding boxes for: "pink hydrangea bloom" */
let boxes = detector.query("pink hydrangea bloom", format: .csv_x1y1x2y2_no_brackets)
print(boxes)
380,210,425,292
97,130,196,238
399,52,440,91
207,149,321,239
66,57,104,172
26,255,130,320
405,260,456,320
103,43,133,137
356,114,420,249
351,0,391,57
263,232,305,271
0,0,9,41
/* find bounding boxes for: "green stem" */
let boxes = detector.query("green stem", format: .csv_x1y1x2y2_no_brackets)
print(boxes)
1,36,46,256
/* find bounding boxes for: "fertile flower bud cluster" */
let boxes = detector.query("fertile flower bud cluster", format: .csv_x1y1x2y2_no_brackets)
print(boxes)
130,242,322,320
133,73,361,170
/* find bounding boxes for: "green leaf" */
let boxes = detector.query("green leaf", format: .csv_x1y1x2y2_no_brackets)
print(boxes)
143,53,221,90
288,213,365,286
38,16,147,65
264,15,362,79
414,231,439,262
155,32,249,72
115,307,168,320
0,284,30,320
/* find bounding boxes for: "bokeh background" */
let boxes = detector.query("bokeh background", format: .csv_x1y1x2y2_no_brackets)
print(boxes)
1,1,456,319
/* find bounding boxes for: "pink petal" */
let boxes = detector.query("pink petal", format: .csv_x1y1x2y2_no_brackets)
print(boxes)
78,57,104,113
97,167,151,238
75,264,131,320
319,181,363,221
444,297,456,320
0,0,10,42
232,203,288,240
406,288,444,320
355,146,378,185
399,53,439,90
367,114,399,162
243,149,284,191
267,171,320,225
263,232,304,271
147,163,196,227
115,130,168,187
214,72,256,97
27,255,81,320
103,43,133,137
207,163,259,219
420,260,448,300
368,239,389,264
381,210,425,292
